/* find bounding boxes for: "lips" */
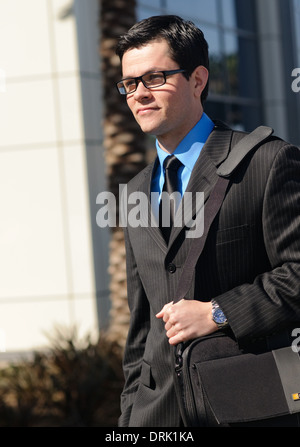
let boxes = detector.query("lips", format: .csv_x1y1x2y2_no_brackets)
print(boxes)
137,107,158,115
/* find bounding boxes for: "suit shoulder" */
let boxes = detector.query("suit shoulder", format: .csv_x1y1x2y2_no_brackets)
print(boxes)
231,127,296,160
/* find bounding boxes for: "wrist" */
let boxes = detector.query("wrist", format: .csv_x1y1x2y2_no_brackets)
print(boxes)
211,299,228,330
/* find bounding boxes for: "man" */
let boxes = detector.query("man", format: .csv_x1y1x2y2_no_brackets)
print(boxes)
115,15,300,427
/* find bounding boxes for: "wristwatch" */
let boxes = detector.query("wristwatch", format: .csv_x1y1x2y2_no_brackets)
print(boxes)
211,299,228,330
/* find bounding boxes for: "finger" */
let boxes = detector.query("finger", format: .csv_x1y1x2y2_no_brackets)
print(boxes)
156,301,173,319
166,321,181,338
165,320,174,332
166,326,176,338
156,309,163,319
156,302,171,319
168,330,185,346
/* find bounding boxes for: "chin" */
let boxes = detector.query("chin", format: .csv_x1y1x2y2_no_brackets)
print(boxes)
139,124,158,135
141,121,165,136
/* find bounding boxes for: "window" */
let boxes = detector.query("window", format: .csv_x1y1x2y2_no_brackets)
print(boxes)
166,0,219,24
137,0,262,131
293,0,300,65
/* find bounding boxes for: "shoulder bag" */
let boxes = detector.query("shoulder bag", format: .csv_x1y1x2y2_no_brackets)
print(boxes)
173,126,300,426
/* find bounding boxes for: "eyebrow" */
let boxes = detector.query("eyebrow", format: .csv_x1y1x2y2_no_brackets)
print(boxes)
121,68,167,78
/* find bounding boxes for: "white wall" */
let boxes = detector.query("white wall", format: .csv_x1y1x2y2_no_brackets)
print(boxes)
0,0,109,356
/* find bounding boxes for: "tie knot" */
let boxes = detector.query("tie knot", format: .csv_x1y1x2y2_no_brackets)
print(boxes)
163,155,182,172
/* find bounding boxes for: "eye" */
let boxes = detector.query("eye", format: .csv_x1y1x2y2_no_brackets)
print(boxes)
123,78,136,91
144,72,164,85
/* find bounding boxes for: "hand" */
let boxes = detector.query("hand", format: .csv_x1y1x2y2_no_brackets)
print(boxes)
156,299,218,345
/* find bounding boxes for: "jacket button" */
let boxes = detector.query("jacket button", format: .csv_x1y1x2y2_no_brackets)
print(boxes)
167,263,176,273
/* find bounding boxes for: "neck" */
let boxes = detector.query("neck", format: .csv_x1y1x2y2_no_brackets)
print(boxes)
156,111,204,154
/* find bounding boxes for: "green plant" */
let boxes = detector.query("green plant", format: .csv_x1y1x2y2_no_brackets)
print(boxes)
0,327,124,427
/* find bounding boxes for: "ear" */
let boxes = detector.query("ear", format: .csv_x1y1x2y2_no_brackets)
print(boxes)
192,65,209,99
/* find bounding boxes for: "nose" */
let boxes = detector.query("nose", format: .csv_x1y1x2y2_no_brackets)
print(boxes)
133,79,152,99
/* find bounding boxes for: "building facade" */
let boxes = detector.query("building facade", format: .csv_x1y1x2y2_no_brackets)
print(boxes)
0,0,109,358
138,0,300,144
0,0,299,357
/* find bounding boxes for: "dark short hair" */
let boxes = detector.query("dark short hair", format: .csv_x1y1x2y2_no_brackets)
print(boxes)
116,15,209,104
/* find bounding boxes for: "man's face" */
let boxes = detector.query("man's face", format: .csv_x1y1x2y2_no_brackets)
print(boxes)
121,39,205,152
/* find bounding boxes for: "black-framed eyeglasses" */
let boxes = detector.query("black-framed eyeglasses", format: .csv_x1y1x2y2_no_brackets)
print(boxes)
116,69,186,95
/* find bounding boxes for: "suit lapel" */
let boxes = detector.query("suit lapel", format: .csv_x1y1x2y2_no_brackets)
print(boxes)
169,124,233,246
134,123,233,252
137,158,168,253
184,123,233,202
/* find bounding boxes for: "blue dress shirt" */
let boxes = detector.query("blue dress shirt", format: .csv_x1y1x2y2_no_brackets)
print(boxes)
151,113,214,213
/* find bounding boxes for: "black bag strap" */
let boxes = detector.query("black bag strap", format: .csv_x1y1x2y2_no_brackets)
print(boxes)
174,125,273,303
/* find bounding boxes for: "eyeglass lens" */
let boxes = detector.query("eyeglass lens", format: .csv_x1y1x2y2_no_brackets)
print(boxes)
118,72,165,95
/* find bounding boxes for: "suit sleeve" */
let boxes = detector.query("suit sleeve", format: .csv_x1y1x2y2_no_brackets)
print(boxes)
118,226,150,427
216,143,300,345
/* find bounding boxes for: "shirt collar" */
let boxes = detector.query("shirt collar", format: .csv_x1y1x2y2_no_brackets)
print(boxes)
156,113,214,172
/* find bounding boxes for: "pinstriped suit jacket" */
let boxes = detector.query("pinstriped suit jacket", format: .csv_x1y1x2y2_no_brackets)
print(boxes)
118,122,300,427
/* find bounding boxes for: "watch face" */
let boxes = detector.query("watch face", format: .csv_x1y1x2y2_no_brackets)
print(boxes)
213,308,227,324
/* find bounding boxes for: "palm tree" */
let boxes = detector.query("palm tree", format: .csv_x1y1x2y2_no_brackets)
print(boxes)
99,0,148,349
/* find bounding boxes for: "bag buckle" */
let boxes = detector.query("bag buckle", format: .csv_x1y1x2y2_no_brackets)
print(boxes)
175,342,184,372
